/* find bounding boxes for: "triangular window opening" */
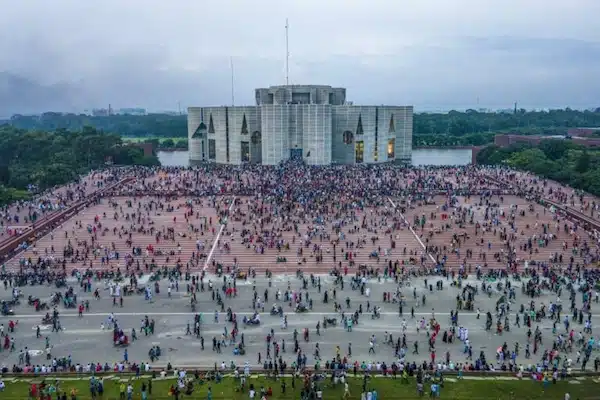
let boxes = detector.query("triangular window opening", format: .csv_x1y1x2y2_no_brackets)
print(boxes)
356,115,364,135
208,115,215,134
192,122,207,139
241,114,249,134
389,115,395,133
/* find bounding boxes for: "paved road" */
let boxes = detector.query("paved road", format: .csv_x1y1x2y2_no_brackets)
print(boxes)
0,273,594,369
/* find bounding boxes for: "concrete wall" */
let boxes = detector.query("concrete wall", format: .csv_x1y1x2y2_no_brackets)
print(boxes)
394,106,413,164
332,106,376,163
261,105,290,165
189,86,412,166
255,85,347,106
300,105,332,165
331,106,413,164
200,107,228,163
188,107,206,161
376,107,396,163
225,106,260,164
190,106,262,165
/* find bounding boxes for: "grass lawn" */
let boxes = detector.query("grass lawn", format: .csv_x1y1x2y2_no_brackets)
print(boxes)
0,374,595,400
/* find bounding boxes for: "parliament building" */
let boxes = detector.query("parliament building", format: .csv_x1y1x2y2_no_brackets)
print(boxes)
188,84,412,165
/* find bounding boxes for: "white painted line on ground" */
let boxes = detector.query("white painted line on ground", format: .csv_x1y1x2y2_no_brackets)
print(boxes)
31,325,52,330
8,311,599,319
204,196,236,271
52,329,105,335
388,197,436,263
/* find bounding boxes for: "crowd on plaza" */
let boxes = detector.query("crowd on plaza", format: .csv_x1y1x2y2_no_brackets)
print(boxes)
0,171,117,233
1,161,600,398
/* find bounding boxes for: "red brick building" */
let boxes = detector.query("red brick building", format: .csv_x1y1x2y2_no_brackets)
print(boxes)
494,134,600,148
567,128,600,137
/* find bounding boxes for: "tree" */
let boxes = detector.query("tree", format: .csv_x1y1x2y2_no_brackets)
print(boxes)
538,139,577,160
475,142,600,198
413,109,600,137
0,165,10,185
175,139,188,149
575,150,591,173
8,113,187,139
160,139,175,148
0,126,160,204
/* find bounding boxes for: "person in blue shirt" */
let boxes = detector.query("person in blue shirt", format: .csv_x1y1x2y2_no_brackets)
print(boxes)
430,383,439,397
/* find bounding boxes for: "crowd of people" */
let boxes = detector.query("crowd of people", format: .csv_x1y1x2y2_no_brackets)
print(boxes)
1,162,600,398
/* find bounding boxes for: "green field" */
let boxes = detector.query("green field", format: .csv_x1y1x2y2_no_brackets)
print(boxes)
0,374,596,400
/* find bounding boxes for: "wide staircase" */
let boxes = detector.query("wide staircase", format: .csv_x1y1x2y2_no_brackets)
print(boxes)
210,209,426,275
419,204,588,271
7,198,218,273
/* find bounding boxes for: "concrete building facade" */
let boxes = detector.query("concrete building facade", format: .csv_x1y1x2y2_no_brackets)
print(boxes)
188,84,412,165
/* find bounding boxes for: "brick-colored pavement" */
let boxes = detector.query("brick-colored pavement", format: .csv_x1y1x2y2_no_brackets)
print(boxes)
3,165,599,274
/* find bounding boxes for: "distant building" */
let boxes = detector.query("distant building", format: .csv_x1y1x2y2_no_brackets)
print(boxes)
92,108,110,117
160,111,182,116
568,128,600,137
188,84,413,165
118,108,146,116
495,134,600,148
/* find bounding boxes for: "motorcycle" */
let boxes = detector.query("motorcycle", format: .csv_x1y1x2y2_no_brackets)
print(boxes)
295,303,308,313
270,306,283,316
1,302,14,316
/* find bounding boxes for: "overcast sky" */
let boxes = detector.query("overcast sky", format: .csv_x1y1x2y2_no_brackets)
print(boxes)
1,0,599,112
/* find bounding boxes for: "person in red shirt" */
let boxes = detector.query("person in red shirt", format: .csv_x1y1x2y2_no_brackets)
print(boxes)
30,383,38,399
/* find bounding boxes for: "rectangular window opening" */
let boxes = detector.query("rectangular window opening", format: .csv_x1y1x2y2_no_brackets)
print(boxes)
388,138,395,159
355,141,364,164
241,141,250,163
208,139,216,159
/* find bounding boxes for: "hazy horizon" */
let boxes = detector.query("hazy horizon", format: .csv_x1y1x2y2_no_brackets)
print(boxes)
1,0,599,116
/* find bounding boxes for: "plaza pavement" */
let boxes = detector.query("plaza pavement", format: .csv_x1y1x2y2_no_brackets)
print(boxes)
1,272,596,369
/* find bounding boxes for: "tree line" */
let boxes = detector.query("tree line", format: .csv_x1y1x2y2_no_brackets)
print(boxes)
0,126,159,205
476,139,600,196
4,108,599,148
5,112,188,138
413,108,600,146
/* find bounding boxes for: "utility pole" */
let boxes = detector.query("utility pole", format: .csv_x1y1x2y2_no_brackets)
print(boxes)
230,57,235,106
285,18,289,86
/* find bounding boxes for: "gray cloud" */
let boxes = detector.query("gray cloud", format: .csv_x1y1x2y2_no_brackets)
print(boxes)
0,0,599,115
